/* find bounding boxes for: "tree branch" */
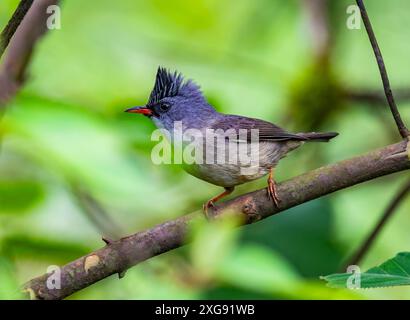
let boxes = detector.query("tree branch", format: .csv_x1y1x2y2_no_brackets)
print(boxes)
356,0,409,139
0,0,34,59
0,0,58,106
23,141,410,299
343,178,410,269
345,88,410,105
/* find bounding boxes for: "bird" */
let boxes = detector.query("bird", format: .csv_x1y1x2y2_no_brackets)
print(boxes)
126,67,338,217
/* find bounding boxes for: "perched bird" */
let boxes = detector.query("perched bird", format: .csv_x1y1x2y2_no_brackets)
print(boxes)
126,67,338,217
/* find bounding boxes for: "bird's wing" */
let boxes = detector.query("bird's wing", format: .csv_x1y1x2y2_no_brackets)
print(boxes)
210,115,304,142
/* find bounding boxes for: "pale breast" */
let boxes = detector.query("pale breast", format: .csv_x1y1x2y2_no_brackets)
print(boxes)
182,140,302,187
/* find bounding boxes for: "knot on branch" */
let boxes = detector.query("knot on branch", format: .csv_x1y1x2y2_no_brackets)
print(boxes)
242,198,261,222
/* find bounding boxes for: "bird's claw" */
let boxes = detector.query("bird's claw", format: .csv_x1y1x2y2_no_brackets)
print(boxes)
202,200,215,219
202,187,235,220
267,177,280,208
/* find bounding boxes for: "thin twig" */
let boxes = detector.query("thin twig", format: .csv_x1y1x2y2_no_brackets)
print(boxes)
343,178,410,270
24,141,410,299
356,0,409,139
0,0,58,106
346,88,410,105
0,0,34,59
70,182,123,240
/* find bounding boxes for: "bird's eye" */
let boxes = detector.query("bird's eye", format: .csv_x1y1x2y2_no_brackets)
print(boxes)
160,103,171,112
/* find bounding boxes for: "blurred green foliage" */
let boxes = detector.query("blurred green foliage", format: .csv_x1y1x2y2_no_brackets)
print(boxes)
287,61,344,130
0,0,410,300
0,180,44,213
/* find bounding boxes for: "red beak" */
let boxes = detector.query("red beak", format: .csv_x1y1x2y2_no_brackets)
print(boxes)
125,106,153,115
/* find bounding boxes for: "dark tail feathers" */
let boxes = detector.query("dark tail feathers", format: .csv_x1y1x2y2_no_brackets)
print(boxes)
298,132,339,142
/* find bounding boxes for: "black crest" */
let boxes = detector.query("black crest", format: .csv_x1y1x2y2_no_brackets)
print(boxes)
148,67,202,105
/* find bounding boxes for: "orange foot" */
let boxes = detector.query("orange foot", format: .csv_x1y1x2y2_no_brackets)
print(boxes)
203,187,234,219
267,168,279,207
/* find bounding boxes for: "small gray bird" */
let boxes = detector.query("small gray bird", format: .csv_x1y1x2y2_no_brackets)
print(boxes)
126,67,338,216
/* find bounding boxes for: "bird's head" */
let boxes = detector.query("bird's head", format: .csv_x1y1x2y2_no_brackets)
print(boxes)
125,67,216,131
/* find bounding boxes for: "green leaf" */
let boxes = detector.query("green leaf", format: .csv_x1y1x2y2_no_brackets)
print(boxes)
0,256,23,300
2,235,91,262
216,244,300,292
189,218,239,279
241,199,344,277
215,244,362,299
322,252,410,289
0,180,44,214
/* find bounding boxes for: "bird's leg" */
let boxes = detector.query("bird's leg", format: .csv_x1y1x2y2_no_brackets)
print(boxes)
267,168,280,207
203,187,235,219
